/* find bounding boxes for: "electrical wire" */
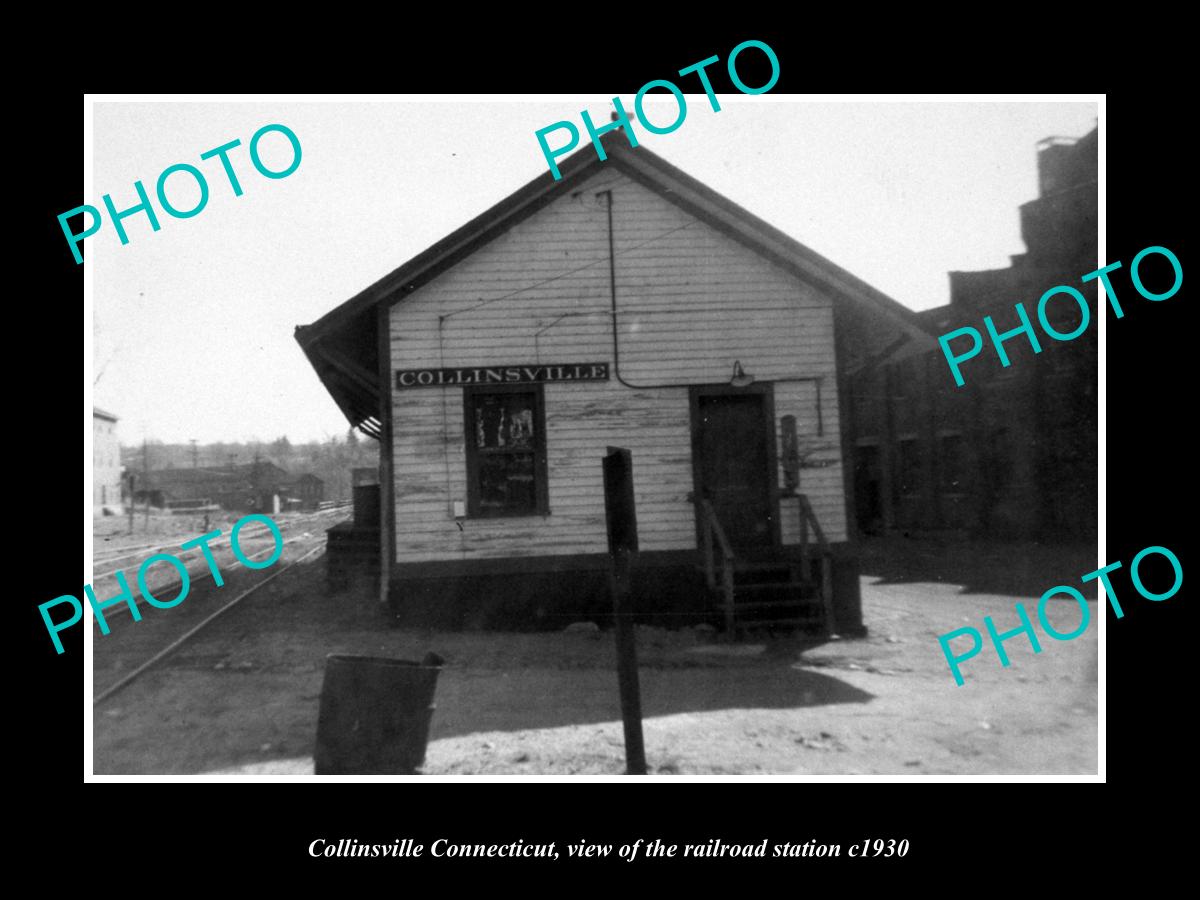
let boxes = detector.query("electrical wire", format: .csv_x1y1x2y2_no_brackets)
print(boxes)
439,219,700,322
420,189,836,507
594,189,827,421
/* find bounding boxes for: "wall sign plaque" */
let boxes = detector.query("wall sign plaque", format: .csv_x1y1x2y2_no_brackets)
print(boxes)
396,363,610,389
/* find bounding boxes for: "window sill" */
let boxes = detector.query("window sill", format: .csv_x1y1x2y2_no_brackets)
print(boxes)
463,510,552,521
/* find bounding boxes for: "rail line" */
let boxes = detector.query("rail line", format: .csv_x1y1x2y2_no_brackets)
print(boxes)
93,540,328,706
94,529,284,586
91,507,347,581
92,506,348,569
90,512,349,626
94,539,182,566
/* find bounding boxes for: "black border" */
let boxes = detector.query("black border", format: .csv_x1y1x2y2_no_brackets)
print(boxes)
34,19,1192,880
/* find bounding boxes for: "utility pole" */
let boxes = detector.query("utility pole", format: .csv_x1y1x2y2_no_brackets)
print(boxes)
602,447,646,775
191,438,199,468
143,437,150,530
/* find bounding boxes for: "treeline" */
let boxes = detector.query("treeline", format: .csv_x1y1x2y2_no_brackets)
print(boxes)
120,431,379,502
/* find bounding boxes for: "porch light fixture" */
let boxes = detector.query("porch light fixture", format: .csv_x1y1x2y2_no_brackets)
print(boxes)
730,360,755,388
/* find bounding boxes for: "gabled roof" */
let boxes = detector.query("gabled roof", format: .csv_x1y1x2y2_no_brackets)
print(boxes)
296,132,934,432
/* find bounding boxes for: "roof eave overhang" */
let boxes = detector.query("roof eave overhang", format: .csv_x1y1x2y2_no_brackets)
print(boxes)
295,322,383,439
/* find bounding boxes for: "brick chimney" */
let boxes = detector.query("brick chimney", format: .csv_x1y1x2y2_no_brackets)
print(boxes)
1035,136,1079,196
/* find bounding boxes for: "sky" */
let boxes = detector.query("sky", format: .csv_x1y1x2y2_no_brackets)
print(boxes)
90,98,1098,445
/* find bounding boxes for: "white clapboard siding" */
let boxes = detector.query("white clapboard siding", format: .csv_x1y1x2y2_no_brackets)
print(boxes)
389,168,848,563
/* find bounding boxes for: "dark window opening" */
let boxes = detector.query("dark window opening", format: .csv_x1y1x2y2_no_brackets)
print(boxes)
890,358,918,399
939,433,966,494
896,438,922,498
463,385,548,517
981,427,1013,497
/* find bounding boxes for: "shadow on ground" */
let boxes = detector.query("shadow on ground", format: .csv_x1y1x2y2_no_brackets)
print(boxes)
93,552,875,775
428,661,874,743
856,535,1097,598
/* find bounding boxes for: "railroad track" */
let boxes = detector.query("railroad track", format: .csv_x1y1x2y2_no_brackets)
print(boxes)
91,507,348,580
94,539,182,566
92,544,328,706
90,510,350,625
92,506,348,567
92,533,333,706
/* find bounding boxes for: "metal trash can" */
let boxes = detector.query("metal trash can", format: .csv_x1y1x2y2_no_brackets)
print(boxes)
314,652,444,775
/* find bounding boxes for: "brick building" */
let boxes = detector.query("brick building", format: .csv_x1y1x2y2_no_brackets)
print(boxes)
846,127,1098,540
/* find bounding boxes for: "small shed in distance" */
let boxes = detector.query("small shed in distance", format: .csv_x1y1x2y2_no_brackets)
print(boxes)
289,473,326,511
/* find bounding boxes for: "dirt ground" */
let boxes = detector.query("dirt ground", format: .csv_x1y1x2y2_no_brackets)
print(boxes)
94,510,240,551
92,537,1099,777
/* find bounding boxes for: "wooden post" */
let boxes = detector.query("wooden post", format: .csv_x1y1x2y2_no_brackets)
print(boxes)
879,364,896,533
799,500,809,582
701,513,715,589
377,303,395,608
603,447,647,776
820,554,835,638
722,559,735,637
143,437,150,532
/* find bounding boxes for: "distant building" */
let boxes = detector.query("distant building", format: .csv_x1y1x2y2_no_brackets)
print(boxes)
846,127,1098,541
289,473,326,510
93,408,123,515
134,461,321,513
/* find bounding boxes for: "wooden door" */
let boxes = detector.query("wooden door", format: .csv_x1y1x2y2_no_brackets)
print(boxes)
854,444,883,535
692,388,777,550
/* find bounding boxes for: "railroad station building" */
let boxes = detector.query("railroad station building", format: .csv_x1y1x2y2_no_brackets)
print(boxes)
297,132,932,634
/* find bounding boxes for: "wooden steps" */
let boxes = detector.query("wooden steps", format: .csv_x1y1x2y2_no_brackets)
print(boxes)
703,561,830,636
697,494,836,639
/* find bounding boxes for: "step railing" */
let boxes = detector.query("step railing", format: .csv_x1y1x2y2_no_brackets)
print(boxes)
698,498,736,634
797,494,835,638
696,494,836,638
